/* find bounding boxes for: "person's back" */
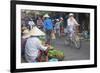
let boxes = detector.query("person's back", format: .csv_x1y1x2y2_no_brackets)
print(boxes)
67,17,76,32
44,18,53,30
67,13,79,38
25,37,47,62
25,37,40,59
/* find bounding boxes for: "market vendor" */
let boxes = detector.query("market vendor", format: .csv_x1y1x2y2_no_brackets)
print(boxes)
25,26,50,62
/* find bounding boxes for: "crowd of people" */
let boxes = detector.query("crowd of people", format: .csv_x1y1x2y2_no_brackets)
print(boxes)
21,13,80,62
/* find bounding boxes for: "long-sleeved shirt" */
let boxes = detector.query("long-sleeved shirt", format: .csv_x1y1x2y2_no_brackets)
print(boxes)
67,17,79,32
67,17,79,26
44,18,53,30
25,37,47,62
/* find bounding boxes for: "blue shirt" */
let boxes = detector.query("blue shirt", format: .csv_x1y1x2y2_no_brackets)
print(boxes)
44,18,53,30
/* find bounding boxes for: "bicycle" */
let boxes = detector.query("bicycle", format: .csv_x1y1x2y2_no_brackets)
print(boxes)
65,25,81,49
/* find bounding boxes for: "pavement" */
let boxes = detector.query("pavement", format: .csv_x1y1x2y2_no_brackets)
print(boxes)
51,36,90,61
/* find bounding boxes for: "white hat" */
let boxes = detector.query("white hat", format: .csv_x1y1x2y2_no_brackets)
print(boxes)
69,13,74,16
30,26,45,36
56,19,59,21
22,29,30,39
43,14,50,18
60,17,63,20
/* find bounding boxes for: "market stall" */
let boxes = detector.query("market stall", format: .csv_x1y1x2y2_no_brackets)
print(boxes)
29,26,64,62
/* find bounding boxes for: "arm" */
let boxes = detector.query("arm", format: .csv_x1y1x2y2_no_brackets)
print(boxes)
37,38,48,51
73,18,79,26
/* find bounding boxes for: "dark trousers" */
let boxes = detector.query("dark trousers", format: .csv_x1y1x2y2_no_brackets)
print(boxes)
45,29,52,45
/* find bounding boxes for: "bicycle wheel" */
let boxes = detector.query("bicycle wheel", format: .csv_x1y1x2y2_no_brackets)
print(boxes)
65,34,70,46
73,34,81,49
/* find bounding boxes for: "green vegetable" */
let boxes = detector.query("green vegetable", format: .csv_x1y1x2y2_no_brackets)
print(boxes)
48,49,64,60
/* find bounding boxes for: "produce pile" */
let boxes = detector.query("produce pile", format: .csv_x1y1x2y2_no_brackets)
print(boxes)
39,36,64,61
48,48,64,61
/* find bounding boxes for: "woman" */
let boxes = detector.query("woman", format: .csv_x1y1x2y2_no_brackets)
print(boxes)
60,17,64,36
25,26,50,62
37,16,43,30
67,13,80,39
55,19,60,37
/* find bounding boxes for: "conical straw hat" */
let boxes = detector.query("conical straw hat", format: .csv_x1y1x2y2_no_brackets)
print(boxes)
22,29,31,39
43,14,50,18
30,26,45,36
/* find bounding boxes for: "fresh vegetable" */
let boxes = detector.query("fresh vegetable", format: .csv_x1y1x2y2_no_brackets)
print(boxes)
48,49,64,60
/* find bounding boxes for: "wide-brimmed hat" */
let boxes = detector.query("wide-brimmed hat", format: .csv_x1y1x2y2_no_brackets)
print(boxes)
30,26,45,36
43,14,50,18
21,26,27,31
56,19,59,21
22,29,31,39
69,13,74,17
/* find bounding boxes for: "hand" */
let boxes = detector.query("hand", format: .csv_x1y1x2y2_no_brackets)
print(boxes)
45,44,52,49
47,45,51,49
77,24,80,26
